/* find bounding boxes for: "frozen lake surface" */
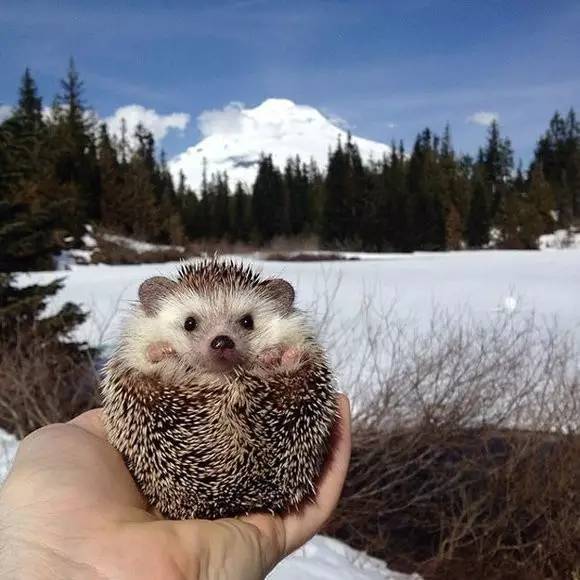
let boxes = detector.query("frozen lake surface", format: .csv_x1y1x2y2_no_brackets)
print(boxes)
20,248,580,361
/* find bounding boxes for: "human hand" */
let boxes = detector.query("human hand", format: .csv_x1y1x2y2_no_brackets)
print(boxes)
0,395,351,580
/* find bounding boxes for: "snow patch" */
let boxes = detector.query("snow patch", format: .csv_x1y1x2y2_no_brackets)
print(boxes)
101,233,185,254
0,429,18,482
538,229,580,250
270,535,419,579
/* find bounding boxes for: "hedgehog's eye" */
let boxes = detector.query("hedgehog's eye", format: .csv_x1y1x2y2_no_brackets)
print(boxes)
239,314,254,330
184,316,197,332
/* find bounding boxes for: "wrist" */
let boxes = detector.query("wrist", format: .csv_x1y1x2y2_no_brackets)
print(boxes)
0,533,70,580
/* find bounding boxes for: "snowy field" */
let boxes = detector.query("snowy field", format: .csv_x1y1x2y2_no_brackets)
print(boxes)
18,249,580,395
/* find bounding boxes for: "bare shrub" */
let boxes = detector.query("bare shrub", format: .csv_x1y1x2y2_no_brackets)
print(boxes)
92,237,189,265
0,333,99,439
325,310,580,578
185,234,321,256
185,238,259,256
262,251,359,262
263,234,321,252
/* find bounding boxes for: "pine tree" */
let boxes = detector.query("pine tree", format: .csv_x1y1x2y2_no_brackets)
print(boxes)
322,140,348,247
496,189,524,249
466,167,491,248
534,109,580,226
178,171,201,240
121,151,158,239
527,164,555,234
1,68,46,194
407,129,446,250
252,155,286,242
322,136,369,248
0,71,73,266
231,182,251,242
213,172,231,240
285,156,310,236
14,68,44,133
390,142,411,251
97,123,124,231
0,198,86,345
481,120,514,221
50,59,101,228
156,151,183,244
306,159,325,233
445,203,463,250
197,162,213,239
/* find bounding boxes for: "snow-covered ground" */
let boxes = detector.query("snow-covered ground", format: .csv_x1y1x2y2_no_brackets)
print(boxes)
19,249,580,359
539,228,580,249
56,228,186,270
100,233,185,254
0,429,18,482
270,536,420,580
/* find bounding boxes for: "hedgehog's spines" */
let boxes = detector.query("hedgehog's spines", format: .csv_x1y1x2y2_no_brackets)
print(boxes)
101,259,337,520
178,257,263,294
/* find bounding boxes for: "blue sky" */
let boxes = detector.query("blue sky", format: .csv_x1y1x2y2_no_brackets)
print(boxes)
1,0,579,164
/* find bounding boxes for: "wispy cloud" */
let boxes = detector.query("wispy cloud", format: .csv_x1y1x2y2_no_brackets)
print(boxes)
105,105,190,144
466,111,499,126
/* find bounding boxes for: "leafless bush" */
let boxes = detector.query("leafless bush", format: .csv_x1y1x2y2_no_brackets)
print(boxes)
185,234,321,256
92,238,189,265
263,234,321,252
0,333,99,439
262,251,359,262
185,238,259,256
325,310,580,579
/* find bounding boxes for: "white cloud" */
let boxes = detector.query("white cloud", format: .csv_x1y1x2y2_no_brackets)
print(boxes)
387,122,397,129
197,102,245,137
466,111,499,126
105,105,190,144
0,105,12,122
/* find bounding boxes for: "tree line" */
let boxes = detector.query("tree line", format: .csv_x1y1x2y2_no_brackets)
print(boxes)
2,61,580,273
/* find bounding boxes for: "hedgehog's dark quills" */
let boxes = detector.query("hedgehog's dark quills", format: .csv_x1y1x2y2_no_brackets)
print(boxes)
101,258,337,520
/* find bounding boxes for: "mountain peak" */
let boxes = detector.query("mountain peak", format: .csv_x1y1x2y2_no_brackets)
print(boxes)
253,98,297,112
170,99,390,188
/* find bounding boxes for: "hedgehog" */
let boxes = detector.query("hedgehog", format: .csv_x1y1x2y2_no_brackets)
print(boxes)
100,258,338,520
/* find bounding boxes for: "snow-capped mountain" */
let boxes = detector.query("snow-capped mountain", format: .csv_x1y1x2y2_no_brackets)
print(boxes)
169,98,391,188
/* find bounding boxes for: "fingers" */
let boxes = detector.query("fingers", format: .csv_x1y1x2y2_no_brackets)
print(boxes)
68,408,108,440
242,394,352,566
282,393,351,552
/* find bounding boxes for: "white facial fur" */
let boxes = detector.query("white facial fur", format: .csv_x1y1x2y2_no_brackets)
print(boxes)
118,283,311,380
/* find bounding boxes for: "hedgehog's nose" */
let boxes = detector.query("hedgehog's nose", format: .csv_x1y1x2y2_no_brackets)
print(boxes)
210,335,235,351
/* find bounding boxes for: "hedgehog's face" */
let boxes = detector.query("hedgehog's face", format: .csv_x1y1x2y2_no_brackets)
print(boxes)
136,274,300,375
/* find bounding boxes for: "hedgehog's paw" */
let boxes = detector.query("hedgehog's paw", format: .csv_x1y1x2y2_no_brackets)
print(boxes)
258,345,303,371
280,346,303,370
146,340,176,363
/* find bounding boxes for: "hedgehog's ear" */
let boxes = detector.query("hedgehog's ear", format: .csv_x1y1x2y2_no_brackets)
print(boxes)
138,276,178,316
259,278,295,313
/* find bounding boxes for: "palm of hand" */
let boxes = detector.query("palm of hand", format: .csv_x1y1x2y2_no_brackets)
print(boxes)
0,397,350,580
